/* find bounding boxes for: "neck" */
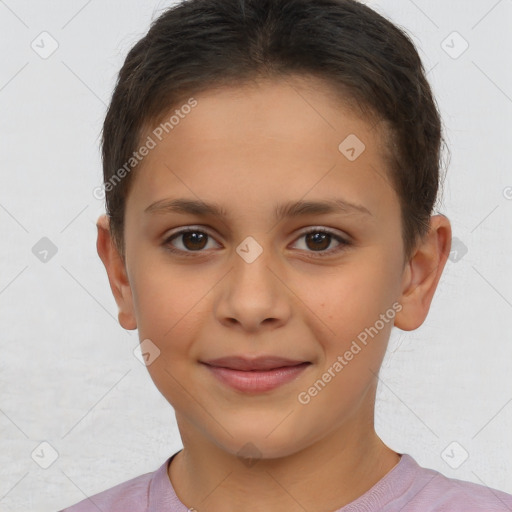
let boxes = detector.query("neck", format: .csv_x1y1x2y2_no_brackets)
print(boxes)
168,412,400,512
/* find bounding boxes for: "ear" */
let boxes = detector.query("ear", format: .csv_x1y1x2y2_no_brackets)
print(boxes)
96,214,137,330
394,214,452,331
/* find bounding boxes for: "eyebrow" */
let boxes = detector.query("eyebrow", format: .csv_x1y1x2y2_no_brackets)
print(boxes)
144,197,373,220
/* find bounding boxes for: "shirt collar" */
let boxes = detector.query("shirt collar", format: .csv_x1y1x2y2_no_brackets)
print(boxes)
147,450,416,512
148,449,190,512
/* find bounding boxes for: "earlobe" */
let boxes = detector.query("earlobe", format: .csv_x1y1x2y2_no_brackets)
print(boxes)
394,214,452,331
96,214,137,330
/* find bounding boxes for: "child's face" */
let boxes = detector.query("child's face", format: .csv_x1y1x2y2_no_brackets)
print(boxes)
99,76,449,459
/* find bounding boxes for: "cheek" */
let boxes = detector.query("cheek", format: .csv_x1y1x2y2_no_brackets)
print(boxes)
132,269,208,407
306,255,397,328
128,254,199,345
301,252,399,376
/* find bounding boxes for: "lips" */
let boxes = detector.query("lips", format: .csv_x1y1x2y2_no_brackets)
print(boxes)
201,357,311,393
201,355,309,371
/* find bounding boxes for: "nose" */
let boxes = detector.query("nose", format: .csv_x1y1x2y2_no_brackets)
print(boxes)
214,240,292,333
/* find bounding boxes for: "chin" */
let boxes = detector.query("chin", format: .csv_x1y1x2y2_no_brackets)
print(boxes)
213,427,309,463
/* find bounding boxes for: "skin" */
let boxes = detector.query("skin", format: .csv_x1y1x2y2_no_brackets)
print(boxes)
96,75,451,512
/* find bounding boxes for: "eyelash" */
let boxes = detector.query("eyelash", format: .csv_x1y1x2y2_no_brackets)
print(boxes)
162,226,352,258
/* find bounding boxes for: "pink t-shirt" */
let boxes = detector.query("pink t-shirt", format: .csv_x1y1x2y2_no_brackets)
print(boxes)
60,450,512,511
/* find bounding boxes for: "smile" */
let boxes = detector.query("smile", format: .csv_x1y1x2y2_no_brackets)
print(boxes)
201,362,311,393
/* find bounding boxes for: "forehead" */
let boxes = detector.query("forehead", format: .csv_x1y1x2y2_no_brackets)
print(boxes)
126,76,398,222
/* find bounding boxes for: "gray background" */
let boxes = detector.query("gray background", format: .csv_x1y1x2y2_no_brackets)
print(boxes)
1,0,511,510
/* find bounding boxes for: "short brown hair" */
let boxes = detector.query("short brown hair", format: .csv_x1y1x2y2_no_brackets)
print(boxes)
101,0,446,263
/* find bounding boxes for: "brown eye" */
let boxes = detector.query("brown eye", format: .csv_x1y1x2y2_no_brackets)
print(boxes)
180,231,208,250
164,228,219,254
292,228,351,257
304,231,331,251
